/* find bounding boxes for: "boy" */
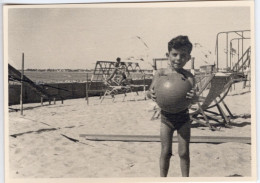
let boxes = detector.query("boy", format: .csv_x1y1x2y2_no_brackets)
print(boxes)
147,35,197,177
106,57,127,85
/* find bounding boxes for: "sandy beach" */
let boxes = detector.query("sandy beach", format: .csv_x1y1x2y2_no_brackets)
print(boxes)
7,83,253,178
4,2,255,181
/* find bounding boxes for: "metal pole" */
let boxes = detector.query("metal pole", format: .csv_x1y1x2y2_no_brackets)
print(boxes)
226,33,229,69
238,39,240,71
242,32,244,57
216,34,219,71
242,31,244,73
20,53,24,115
230,42,232,69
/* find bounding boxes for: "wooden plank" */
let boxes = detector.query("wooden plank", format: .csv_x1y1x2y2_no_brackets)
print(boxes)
79,134,251,144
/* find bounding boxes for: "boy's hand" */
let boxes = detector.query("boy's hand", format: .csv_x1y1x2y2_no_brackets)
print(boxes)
147,89,156,101
186,88,198,103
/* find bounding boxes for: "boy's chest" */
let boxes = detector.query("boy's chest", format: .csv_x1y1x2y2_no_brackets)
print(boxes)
158,69,193,86
159,68,186,77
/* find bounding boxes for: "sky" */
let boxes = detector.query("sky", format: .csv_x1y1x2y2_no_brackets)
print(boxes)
7,2,252,70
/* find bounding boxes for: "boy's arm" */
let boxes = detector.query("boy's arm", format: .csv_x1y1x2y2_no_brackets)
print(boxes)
149,71,160,90
147,70,161,100
186,75,198,104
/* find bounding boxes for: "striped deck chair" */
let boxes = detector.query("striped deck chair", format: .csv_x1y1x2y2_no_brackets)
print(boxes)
100,65,137,103
190,72,244,130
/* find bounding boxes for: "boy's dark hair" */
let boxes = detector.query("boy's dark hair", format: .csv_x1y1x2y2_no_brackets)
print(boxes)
168,35,193,53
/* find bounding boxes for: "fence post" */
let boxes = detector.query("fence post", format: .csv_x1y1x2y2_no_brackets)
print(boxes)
143,74,146,100
41,96,43,106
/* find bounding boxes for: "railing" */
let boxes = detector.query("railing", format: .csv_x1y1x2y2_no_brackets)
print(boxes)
232,46,251,73
215,30,250,71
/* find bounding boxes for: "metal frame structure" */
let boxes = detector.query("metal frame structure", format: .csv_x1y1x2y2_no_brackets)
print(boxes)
91,61,143,82
90,60,146,103
215,30,251,72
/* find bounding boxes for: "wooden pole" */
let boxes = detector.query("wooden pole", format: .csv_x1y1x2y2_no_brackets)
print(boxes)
143,74,146,100
54,98,56,105
41,96,43,106
20,53,24,115
86,72,89,105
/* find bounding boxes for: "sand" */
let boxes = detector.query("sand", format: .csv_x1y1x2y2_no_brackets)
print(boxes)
7,83,253,178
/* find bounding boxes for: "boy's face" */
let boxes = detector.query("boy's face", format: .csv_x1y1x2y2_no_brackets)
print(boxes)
167,48,191,70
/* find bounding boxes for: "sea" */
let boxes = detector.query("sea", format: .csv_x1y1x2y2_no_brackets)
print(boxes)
15,71,152,84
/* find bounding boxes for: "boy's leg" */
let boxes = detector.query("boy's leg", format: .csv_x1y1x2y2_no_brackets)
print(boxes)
177,121,191,177
160,122,174,177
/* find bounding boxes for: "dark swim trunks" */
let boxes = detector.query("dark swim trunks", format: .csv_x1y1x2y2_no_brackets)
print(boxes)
161,109,190,130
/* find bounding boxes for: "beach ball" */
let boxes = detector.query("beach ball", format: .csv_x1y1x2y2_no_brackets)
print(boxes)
154,72,192,113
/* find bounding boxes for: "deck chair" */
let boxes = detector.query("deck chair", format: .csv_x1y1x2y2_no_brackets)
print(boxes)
90,60,148,103
100,65,138,103
190,73,244,130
